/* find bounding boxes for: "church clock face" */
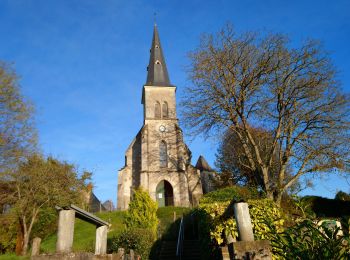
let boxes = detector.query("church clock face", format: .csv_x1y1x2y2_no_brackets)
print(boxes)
159,125,166,132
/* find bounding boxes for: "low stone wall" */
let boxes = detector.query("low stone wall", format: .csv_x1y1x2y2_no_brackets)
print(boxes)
221,240,272,260
32,253,121,260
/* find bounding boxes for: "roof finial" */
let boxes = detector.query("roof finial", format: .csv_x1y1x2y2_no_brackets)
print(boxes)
153,12,157,26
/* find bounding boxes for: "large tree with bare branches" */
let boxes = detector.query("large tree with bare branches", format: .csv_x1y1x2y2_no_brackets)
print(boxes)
182,25,350,205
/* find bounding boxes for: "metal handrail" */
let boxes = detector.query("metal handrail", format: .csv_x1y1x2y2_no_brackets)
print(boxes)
176,216,184,259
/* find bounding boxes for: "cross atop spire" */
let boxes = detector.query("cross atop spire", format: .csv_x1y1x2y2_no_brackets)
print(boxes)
146,24,172,87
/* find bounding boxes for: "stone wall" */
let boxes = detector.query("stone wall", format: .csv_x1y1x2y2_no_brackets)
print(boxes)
230,240,272,260
186,165,203,206
32,253,121,260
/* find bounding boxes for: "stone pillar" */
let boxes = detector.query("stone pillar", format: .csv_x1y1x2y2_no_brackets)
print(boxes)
221,246,230,260
56,209,75,253
31,237,41,256
117,248,125,259
233,202,254,241
95,225,108,255
130,249,135,260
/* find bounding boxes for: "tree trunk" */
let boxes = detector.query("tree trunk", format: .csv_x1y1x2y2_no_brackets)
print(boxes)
15,222,24,256
266,190,274,201
20,210,38,256
261,167,274,200
274,192,282,207
21,232,30,256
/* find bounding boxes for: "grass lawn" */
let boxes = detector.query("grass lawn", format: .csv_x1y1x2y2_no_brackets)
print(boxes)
0,254,29,260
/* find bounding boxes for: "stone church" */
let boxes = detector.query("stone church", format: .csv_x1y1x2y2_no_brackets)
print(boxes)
117,25,214,210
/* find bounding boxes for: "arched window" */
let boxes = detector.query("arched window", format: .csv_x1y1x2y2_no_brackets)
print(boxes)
155,102,161,118
160,141,167,168
162,102,168,118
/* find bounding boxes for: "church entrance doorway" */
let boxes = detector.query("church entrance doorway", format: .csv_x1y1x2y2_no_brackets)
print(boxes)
156,180,174,207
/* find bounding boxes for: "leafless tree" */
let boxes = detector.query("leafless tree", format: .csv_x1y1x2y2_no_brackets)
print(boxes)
182,25,350,205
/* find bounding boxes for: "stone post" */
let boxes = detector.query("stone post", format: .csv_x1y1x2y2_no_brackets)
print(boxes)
221,246,231,260
95,225,108,255
31,237,41,256
233,202,254,241
56,209,75,253
117,248,125,259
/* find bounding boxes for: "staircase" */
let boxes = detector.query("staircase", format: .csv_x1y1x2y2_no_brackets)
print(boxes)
159,240,177,260
159,239,201,260
159,213,201,260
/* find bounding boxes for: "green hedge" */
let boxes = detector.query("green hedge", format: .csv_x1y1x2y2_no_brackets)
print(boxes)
108,228,155,259
199,186,260,204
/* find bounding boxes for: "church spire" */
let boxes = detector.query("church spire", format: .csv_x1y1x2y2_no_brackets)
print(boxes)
146,24,171,86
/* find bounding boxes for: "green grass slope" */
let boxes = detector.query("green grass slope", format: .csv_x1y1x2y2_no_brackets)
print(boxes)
0,254,29,260
40,207,191,253
157,206,191,240
41,211,126,253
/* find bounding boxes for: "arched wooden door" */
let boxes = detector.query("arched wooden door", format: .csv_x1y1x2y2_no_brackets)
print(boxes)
156,180,174,207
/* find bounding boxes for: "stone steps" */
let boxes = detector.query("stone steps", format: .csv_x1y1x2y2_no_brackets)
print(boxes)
159,240,201,260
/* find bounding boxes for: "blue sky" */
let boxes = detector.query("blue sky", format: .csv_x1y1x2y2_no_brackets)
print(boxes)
0,0,349,204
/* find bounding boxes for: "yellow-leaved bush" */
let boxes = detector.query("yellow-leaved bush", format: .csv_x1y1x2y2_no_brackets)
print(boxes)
198,198,284,245
196,187,285,259
248,199,284,240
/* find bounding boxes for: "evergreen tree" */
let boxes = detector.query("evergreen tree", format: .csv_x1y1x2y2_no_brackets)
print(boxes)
124,188,158,233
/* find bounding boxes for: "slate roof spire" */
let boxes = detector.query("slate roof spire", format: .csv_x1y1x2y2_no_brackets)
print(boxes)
196,155,213,171
146,24,172,86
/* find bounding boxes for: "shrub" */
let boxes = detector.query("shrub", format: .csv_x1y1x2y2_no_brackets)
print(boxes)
270,219,350,259
124,188,158,233
115,188,158,258
198,198,284,245
248,199,284,240
0,212,17,254
108,228,155,259
197,188,284,259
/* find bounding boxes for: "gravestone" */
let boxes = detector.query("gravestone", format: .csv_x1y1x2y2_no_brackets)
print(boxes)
31,237,41,256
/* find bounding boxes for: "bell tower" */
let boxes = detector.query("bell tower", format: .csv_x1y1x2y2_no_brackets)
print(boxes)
117,25,203,210
140,24,180,174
